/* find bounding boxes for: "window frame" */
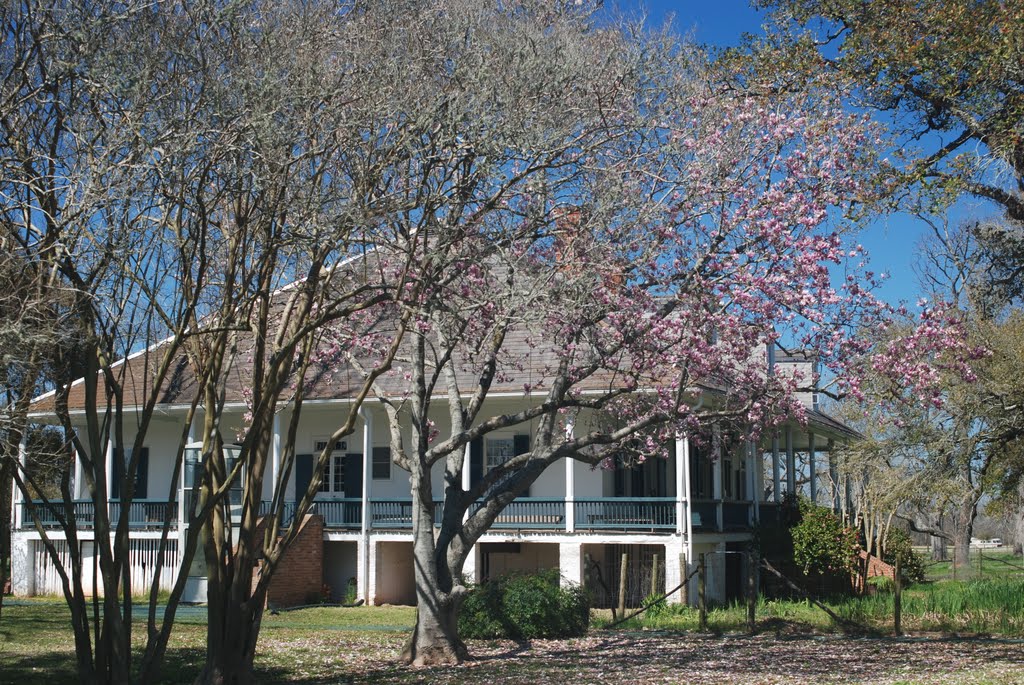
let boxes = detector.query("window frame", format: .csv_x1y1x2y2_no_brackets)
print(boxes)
371,447,391,481
314,438,349,496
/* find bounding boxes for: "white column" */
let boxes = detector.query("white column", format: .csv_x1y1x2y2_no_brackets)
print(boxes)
808,432,817,504
771,432,781,503
710,541,727,604
663,535,685,605
360,409,373,604
361,539,377,605
72,444,83,500
828,439,841,514
746,440,758,524
360,410,372,534
181,418,197,532
558,542,583,587
461,441,471,523
271,413,282,492
785,427,796,496
11,534,35,596
463,544,478,584
711,428,723,531
105,438,114,518
461,441,471,492
13,434,28,529
674,437,686,535
564,418,575,532
681,435,694,587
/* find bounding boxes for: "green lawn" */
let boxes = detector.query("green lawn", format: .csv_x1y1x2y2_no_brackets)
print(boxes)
921,549,1024,583
2,599,1024,684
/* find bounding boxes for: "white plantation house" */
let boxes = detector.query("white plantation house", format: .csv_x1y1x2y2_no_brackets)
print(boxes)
12,345,856,608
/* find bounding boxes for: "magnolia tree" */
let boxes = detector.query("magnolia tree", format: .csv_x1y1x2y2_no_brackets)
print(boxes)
338,3,978,665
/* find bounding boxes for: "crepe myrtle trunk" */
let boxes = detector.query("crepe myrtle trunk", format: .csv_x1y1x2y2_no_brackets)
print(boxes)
193,502,268,685
400,473,470,667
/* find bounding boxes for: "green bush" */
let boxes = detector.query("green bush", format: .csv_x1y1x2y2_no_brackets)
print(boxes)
882,528,926,584
459,569,590,639
791,498,858,575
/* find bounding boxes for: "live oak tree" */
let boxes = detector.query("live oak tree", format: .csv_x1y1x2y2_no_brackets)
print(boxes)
762,0,1024,297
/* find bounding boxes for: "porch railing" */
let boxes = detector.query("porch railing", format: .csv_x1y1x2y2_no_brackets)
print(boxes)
722,501,752,529
258,500,363,529
480,498,566,530
20,496,760,535
110,500,178,528
690,499,719,531
20,500,174,529
573,498,676,531
312,499,362,529
368,498,450,529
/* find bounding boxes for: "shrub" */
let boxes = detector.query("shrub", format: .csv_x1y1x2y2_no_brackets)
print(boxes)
790,498,859,575
882,528,926,585
459,569,590,639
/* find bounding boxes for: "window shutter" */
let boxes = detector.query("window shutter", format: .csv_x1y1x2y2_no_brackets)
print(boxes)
295,454,313,504
135,448,149,499
514,434,531,497
614,455,625,498
112,448,123,499
343,453,362,499
469,437,483,488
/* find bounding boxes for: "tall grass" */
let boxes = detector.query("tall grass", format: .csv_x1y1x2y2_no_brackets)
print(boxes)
600,577,1024,636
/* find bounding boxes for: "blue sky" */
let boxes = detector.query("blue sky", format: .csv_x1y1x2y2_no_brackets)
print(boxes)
626,1,933,307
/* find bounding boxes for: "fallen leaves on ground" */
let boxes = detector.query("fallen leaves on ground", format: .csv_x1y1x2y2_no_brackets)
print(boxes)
253,631,1024,684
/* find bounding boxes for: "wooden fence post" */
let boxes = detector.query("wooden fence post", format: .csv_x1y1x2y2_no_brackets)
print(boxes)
652,553,660,596
680,552,689,605
746,550,757,634
698,552,707,632
616,552,629,621
894,555,902,636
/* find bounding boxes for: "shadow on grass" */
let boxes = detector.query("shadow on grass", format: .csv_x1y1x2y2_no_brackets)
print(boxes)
0,646,317,685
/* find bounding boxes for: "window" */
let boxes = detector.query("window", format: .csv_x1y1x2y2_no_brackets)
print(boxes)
113,447,149,499
372,447,391,480
735,458,747,500
314,439,348,495
689,445,712,499
485,437,515,471
722,455,733,499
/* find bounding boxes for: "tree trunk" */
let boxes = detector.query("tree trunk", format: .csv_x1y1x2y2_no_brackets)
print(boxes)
953,499,977,572
401,594,468,668
400,478,468,667
1014,481,1024,557
0,454,12,623
195,501,264,685
196,581,264,685
930,534,947,561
